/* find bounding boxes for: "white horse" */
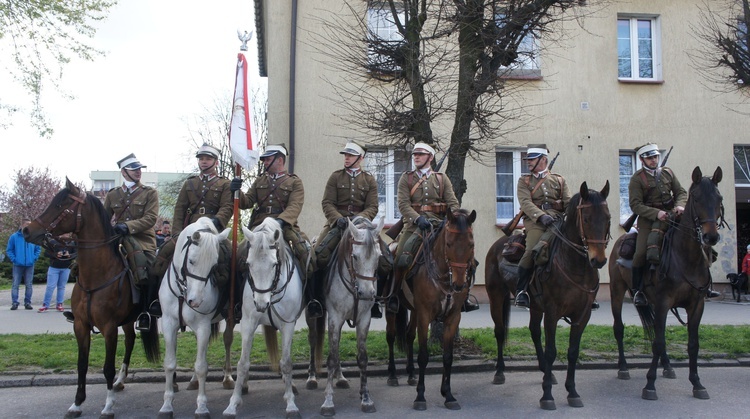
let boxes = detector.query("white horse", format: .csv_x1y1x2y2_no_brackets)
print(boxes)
223,217,305,419
319,217,384,416
157,217,232,419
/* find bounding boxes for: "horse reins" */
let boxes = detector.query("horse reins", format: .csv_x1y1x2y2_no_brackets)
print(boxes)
167,229,222,318
244,240,302,327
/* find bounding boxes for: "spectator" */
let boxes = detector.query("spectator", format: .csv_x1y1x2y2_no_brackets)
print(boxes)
742,244,750,277
156,220,171,248
39,237,76,313
7,219,41,310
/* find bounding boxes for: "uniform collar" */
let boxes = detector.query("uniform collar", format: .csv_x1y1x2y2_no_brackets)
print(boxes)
201,173,217,182
346,168,361,177
270,171,287,180
532,169,548,179
418,168,432,178
121,182,141,193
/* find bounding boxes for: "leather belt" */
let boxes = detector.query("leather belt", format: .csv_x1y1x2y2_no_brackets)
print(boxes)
412,203,447,215
259,206,283,214
337,204,364,213
188,207,215,215
539,201,563,211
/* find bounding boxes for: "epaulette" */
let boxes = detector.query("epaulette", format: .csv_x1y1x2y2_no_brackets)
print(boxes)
187,174,199,179
107,187,117,193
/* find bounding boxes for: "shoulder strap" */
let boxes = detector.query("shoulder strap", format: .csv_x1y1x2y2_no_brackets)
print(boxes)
409,173,426,197
113,187,145,222
530,176,545,195
436,173,444,198
639,170,651,191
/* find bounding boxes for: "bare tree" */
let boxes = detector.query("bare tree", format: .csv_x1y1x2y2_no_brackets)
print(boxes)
307,0,603,202
0,166,61,245
691,0,750,104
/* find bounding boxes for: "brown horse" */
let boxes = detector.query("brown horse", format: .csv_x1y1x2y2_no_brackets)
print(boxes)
610,166,723,401
385,209,476,411
485,181,610,410
24,178,160,418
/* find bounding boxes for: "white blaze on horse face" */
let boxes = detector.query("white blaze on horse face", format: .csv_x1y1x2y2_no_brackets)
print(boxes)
179,223,221,309
244,229,279,313
351,225,381,300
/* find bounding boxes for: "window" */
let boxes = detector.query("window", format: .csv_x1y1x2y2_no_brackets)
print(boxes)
364,148,410,224
733,146,750,186
495,150,529,223
617,15,661,81
619,152,637,224
366,3,405,74
94,180,114,194
496,14,541,78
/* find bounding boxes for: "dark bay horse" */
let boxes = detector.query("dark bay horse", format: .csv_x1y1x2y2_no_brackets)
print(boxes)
485,181,610,410
24,178,160,418
385,209,476,411
609,166,723,401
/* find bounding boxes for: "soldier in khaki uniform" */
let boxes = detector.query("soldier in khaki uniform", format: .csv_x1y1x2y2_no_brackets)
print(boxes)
388,142,480,313
310,141,386,318
104,153,159,330
515,144,571,308
628,143,719,306
149,143,234,321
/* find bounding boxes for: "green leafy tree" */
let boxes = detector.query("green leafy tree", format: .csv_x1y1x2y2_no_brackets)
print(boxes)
0,0,116,137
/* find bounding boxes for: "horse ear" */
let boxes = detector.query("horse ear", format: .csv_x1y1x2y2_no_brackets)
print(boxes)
347,218,358,237
241,226,252,240
447,210,455,224
374,217,385,235
692,166,702,184
219,228,231,241
468,210,477,224
66,177,79,194
600,180,610,199
273,229,280,242
712,166,722,185
191,230,202,243
580,182,589,201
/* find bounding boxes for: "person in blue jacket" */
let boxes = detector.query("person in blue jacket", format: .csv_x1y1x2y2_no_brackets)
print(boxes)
6,219,41,310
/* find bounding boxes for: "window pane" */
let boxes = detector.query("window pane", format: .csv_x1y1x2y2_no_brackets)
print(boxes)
734,146,750,184
617,19,630,38
619,154,635,223
636,20,652,39
363,150,389,219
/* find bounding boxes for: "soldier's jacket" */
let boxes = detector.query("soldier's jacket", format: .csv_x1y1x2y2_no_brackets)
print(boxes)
397,170,460,228
629,167,687,222
172,174,233,236
104,183,158,253
239,172,304,230
517,172,571,224
322,169,379,226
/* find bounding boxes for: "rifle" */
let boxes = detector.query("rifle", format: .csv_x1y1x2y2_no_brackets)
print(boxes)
620,146,673,232
384,146,449,240
501,151,560,236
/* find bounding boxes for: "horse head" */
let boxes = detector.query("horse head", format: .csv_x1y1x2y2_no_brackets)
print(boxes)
441,209,476,292
688,166,723,246
340,217,384,300
241,218,286,313
570,181,611,269
176,218,229,309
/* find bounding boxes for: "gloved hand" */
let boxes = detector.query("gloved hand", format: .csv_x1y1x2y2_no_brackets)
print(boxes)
114,223,129,235
211,217,224,231
539,215,555,227
230,177,243,193
336,217,348,230
416,216,431,231
275,218,287,228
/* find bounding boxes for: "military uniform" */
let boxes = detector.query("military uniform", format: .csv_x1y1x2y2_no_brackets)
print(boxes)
172,174,233,237
517,172,571,269
316,168,379,245
103,183,159,254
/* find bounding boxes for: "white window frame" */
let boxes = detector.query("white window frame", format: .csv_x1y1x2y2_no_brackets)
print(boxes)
363,148,409,224
617,15,662,82
496,14,541,79
733,145,750,187
366,3,405,74
495,149,528,224
618,152,638,224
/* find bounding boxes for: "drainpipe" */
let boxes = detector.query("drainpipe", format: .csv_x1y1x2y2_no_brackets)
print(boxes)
289,0,298,173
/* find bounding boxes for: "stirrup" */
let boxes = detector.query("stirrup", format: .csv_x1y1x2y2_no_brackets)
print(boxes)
461,294,480,312
63,311,75,323
147,300,162,317
306,300,323,319
633,291,648,307
591,300,600,311
706,289,721,299
370,302,383,319
386,296,400,314
515,291,530,308
136,312,151,331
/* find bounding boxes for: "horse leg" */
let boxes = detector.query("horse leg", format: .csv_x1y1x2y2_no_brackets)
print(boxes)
406,311,418,386
223,315,259,418
65,320,91,419
529,309,556,384
490,290,510,385
321,316,344,417
412,313,429,411
660,350,676,379
688,300,709,399
440,313,461,410
385,311,399,386
539,314,558,410
158,317,179,419
565,320,589,408
306,314,319,389
99,325,119,418
611,270,630,380
280,322,300,419
357,315,376,413
643,305,668,400
222,321,237,390
113,323,136,391
193,321,211,418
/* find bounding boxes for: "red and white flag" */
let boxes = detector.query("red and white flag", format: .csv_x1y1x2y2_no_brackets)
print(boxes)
229,53,259,170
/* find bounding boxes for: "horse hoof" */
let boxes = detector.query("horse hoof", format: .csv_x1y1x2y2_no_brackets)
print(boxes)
306,379,318,390
361,402,377,413
407,377,418,386
492,373,506,385
157,411,173,419
195,413,210,419
642,388,658,400
663,368,677,379
241,385,248,395
99,414,114,419
444,401,461,410
413,401,427,411
222,414,235,419
568,397,583,408
65,412,82,419
693,389,710,399
286,410,302,419
386,377,399,387
320,406,336,416
173,383,179,393
223,381,234,390
336,380,350,389
540,400,556,410
187,381,199,391
617,370,630,380
113,382,125,392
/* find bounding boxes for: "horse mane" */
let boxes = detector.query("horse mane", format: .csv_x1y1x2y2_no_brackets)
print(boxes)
331,216,377,277
50,187,118,254
422,209,471,281
250,217,290,267
562,189,607,229
181,218,222,271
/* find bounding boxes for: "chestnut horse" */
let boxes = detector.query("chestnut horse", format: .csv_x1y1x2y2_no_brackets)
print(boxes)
24,178,160,418
485,181,610,410
385,209,476,411
609,166,724,401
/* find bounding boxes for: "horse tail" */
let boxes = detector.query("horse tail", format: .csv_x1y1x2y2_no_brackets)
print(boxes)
634,303,655,342
209,322,222,344
314,315,325,373
263,325,280,373
394,305,408,353
140,321,161,363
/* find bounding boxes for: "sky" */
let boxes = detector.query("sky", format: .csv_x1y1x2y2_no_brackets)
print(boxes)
1,0,263,191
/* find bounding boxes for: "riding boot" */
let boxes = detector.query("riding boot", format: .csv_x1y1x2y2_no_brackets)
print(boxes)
461,258,480,312
386,266,405,314
631,266,648,307
371,271,386,319
515,266,532,308
306,270,324,319
146,276,162,318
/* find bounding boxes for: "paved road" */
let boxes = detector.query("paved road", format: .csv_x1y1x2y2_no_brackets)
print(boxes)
4,367,750,418
2,283,750,334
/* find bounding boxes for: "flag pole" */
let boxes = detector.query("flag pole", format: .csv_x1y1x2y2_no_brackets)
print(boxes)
227,53,245,331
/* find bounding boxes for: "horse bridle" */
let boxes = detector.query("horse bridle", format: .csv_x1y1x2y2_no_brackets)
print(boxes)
168,228,220,316
550,200,611,258
246,244,284,294
687,184,727,247
35,191,119,250
442,223,473,294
